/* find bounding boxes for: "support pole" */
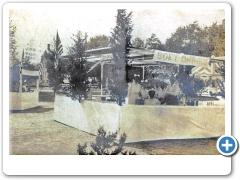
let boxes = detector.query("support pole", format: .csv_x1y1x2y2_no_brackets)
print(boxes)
19,66,22,94
37,79,39,91
100,62,104,96
142,66,145,81
19,49,24,94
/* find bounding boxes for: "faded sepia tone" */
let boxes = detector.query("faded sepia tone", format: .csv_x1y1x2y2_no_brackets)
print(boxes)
9,5,225,155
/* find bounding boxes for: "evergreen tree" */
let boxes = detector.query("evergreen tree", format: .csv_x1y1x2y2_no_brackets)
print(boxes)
165,20,225,57
110,9,133,105
67,31,89,101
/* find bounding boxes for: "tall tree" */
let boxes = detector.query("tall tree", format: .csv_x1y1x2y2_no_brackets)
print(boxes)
110,9,133,105
9,20,19,67
67,31,89,101
9,20,20,92
146,33,165,50
132,37,144,48
86,35,110,50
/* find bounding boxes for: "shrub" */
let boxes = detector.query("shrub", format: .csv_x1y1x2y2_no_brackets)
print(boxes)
77,126,136,155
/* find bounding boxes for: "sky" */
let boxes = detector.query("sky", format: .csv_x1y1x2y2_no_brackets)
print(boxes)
9,7,225,63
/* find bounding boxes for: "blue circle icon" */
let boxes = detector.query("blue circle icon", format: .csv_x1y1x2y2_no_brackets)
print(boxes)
217,135,238,156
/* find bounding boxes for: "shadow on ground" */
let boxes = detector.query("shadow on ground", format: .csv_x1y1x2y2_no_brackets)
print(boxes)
10,106,53,113
125,137,220,155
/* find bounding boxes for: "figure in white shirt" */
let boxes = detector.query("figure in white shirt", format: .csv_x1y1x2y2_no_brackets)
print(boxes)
156,81,168,104
127,75,142,104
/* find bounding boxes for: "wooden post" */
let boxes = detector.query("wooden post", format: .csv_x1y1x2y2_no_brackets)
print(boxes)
142,66,145,81
19,50,24,94
100,61,104,96
19,65,22,94
36,79,39,91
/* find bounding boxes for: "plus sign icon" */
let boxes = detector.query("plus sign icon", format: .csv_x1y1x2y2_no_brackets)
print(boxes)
217,135,238,156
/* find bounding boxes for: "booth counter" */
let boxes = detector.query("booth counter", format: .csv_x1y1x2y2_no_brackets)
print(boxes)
9,92,39,110
54,94,224,143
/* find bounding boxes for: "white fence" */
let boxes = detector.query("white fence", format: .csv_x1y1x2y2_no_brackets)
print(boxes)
54,94,225,143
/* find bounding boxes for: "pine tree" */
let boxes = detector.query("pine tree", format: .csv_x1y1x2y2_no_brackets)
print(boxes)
110,9,133,105
67,31,89,102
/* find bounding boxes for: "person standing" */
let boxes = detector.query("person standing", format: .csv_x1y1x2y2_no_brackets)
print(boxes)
23,80,27,92
156,81,168,104
140,83,149,99
164,77,180,105
127,75,142,105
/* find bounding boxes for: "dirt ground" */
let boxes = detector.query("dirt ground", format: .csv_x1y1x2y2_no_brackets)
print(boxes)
9,102,220,155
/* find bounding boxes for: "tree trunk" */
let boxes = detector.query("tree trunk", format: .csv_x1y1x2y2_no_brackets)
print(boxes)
118,95,123,106
78,94,82,103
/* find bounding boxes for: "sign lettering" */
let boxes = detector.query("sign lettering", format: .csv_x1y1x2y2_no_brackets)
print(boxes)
153,50,210,67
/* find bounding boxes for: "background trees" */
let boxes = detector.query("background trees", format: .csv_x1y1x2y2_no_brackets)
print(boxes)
86,35,110,50
132,37,144,48
165,20,225,57
165,22,209,56
146,33,165,51
208,21,225,57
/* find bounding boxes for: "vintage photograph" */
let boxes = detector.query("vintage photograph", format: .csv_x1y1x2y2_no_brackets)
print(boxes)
9,5,225,155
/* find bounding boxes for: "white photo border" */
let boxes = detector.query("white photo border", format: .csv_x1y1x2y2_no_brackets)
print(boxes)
3,2,231,176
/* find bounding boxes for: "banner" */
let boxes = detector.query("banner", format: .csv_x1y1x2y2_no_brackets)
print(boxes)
153,50,210,68
22,69,39,76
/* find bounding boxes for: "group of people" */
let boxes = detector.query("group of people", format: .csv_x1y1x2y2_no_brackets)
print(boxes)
127,75,180,106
